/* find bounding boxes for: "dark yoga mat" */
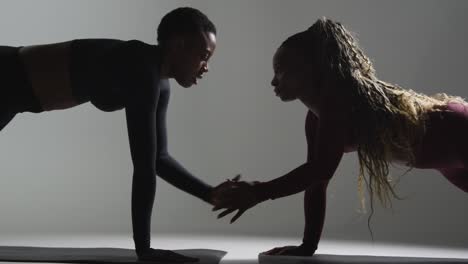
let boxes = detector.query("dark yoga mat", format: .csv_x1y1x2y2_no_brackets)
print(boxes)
259,253,468,264
0,246,226,264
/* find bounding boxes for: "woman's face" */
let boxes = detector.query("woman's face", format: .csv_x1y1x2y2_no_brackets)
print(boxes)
171,31,216,88
271,46,319,102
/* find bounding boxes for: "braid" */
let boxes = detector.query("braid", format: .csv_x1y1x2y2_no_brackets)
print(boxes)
281,19,467,237
294,18,467,213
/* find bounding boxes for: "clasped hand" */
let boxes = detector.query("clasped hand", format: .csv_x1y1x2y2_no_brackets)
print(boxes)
210,174,261,223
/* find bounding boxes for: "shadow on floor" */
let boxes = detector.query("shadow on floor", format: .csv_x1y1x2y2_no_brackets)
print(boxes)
258,253,468,264
1,246,467,264
0,246,226,264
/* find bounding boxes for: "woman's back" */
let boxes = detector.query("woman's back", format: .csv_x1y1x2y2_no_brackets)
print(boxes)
20,39,160,113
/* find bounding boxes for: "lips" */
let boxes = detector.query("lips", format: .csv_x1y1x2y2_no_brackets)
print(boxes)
274,87,280,96
193,75,203,85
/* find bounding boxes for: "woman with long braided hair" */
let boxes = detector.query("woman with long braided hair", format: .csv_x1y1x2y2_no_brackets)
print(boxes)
212,18,468,256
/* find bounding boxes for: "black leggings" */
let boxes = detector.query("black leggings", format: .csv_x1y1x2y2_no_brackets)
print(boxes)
0,46,42,131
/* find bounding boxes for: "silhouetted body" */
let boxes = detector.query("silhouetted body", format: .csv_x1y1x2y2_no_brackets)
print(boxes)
213,18,468,257
0,39,212,257
254,102,468,251
0,6,220,263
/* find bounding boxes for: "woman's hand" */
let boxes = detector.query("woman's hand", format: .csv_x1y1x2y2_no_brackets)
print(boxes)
211,175,263,223
261,244,315,256
210,174,242,205
136,248,198,262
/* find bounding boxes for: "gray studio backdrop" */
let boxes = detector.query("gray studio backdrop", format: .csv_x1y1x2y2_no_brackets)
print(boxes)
0,0,466,248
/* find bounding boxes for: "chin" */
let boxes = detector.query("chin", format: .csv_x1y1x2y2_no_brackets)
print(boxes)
176,79,194,88
278,94,297,102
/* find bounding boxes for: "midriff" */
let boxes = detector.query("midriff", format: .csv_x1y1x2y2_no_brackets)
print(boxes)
19,41,80,111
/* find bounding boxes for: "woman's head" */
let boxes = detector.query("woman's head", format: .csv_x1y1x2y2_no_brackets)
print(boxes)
272,31,318,102
272,18,377,105
278,18,448,211
157,7,217,88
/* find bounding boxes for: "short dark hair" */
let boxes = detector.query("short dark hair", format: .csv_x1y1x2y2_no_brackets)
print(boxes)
157,7,216,45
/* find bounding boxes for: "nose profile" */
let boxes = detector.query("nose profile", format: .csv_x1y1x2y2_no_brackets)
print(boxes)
271,77,277,87
202,62,209,73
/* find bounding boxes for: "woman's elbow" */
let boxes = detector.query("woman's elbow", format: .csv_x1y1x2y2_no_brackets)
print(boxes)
155,154,170,171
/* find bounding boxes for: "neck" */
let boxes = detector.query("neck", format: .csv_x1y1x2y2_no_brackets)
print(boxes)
299,95,320,116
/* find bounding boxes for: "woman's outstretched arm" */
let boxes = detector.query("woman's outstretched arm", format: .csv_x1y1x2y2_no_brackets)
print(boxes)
154,81,213,204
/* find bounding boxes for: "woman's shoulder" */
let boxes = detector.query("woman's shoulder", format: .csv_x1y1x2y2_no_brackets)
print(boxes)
120,40,160,70
305,110,318,128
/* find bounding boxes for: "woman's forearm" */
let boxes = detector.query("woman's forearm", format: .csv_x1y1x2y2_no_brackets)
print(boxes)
131,169,156,253
156,155,213,203
302,181,329,251
253,162,323,201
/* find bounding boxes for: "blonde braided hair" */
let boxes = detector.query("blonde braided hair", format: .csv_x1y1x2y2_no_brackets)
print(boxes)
282,18,466,216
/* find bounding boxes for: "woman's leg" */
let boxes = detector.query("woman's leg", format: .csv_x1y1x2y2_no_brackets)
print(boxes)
438,168,468,193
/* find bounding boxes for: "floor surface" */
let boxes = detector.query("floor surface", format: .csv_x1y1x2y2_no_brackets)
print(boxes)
0,234,466,264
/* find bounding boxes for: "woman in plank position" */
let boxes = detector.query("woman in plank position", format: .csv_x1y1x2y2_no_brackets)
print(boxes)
212,18,468,257
0,7,226,263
